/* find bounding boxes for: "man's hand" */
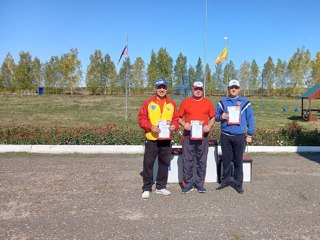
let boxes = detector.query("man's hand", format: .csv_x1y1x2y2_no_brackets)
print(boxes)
183,123,192,131
221,113,229,120
246,136,252,143
169,125,176,131
203,125,210,133
151,125,160,133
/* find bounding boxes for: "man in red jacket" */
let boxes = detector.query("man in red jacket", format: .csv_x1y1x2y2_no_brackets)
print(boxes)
138,78,179,200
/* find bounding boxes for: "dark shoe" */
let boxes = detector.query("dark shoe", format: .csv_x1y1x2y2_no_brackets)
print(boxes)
234,185,244,194
216,182,229,190
181,185,194,194
195,185,206,193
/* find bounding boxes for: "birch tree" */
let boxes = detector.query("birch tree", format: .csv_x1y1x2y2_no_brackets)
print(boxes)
0,52,16,91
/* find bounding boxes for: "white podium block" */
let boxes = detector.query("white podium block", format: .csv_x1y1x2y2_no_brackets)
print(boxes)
167,155,183,183
243,163,252,182
218,155,253,182
153,145,219,183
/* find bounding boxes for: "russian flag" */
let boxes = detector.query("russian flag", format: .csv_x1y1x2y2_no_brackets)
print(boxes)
117,44,128,64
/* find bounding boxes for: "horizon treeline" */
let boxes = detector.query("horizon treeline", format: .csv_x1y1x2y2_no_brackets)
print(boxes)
1,47,319,96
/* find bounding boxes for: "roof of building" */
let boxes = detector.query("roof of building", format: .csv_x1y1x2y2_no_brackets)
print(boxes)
301,85,320,98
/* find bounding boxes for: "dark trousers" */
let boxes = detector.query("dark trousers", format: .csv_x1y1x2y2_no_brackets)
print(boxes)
142,139,172,191
220,133,245,185
182,132,209,188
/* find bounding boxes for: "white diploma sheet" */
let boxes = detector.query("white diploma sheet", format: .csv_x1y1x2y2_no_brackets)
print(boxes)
158,120,171,139
227,106,241,125
190,120,203,139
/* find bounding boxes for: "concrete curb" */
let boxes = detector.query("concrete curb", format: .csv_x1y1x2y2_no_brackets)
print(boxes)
0,145,319,154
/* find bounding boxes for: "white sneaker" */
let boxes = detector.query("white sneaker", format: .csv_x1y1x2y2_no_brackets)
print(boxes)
155,188,171,196
142,191,150,199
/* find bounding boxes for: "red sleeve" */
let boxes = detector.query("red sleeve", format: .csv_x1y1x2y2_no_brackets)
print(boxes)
138,99,152,132
171,101,179,131
178,99,186,118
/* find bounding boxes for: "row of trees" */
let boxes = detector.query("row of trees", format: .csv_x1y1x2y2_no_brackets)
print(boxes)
1,47,319,95
0,48,82,94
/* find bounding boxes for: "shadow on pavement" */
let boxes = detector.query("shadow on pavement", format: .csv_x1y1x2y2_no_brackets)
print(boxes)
297,152,320,164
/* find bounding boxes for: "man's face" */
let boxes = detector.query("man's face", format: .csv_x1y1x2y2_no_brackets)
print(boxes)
228,85,240,98
155,85,167,98
192,86,204,98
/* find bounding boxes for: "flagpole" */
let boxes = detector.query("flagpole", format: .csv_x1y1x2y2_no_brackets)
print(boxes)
224,36,229,84
125,33,128,121
203,0,208,97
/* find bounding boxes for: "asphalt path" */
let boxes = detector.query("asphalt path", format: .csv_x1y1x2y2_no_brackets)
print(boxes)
0,152,319,240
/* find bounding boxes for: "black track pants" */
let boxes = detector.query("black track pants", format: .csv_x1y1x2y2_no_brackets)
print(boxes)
142,139,172,191
220,133,245,185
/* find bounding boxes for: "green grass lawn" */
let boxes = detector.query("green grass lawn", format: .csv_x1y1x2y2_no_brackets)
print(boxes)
0,94,319,131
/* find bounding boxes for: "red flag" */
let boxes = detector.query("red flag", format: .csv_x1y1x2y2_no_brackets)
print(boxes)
117,44,128,64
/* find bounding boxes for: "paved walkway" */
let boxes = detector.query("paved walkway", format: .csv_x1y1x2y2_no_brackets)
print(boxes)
0,152,319,239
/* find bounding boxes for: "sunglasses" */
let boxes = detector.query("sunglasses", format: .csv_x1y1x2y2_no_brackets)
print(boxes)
229,86,240,89
194,87,203,91
156,85,167,90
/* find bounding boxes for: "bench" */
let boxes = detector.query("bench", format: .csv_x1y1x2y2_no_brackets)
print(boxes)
217,154,253,182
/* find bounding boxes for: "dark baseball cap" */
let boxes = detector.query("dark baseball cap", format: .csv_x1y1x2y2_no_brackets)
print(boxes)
155,78,168,87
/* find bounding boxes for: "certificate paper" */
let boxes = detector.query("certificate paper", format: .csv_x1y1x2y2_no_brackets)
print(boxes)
190,120,203,140
158,120,171,140
227,106,241,125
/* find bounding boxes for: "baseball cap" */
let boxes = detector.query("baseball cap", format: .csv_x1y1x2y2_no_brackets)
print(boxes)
155,78,168,87
193,81,204,88
228,79,240,87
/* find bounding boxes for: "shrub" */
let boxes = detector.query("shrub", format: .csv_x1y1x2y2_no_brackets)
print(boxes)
278,121,319,146
0,122,319,146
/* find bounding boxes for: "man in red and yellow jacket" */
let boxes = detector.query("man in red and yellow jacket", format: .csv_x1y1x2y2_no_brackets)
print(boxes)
138,78,179,199
138,78,179,200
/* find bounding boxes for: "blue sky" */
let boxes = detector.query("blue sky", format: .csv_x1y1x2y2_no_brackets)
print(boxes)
1,0,319,75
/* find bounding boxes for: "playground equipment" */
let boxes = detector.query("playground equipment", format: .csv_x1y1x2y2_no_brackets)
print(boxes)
294,96,299,112
282,97,288,112
260,95,299,113
301,85,320,121
172,74,192,103
271,96,275,112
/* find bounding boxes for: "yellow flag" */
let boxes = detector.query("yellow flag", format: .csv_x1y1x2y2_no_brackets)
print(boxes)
214,47,228,64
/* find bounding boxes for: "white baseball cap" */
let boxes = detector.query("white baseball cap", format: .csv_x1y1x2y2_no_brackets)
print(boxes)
193,81,204,88
228,79,240,87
